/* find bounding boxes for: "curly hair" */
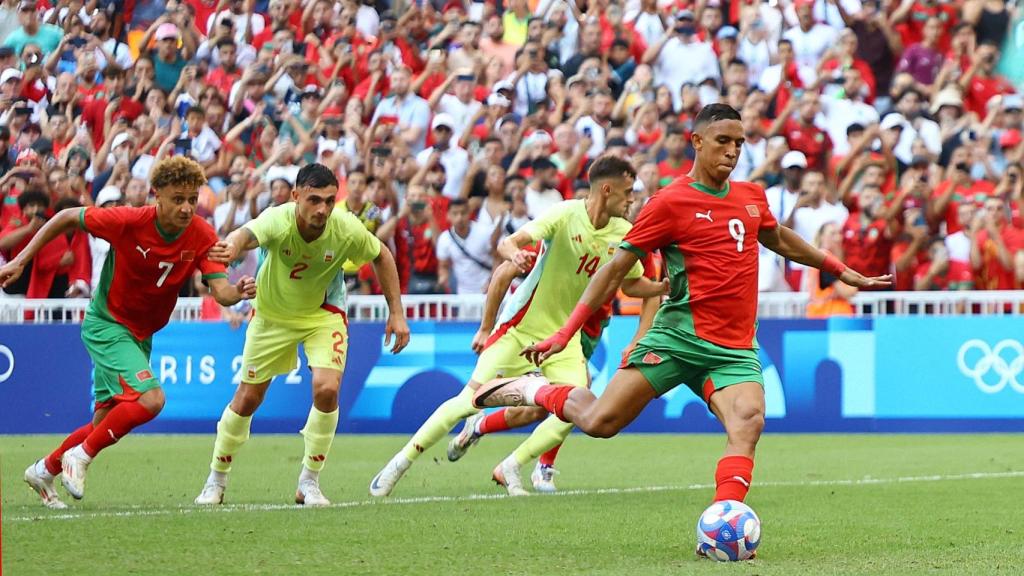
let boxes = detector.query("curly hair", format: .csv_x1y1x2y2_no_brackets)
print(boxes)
150,156,207,192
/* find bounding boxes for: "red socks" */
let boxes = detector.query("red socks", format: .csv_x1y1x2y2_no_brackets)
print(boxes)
539,443,561,468
714,455,754,502
478,409,511,435
82,401,157,458
534,385,574,422
44,423,94,475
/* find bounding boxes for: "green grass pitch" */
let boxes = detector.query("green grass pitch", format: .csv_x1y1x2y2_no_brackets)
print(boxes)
3,433,1023,575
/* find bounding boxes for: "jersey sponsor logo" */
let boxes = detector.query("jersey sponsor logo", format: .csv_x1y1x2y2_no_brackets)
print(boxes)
695,210,713,223
324,250,335,262
642,352,663,365
135,245,151,259
180,250,195,262
135,369,153,382
745,205,760,217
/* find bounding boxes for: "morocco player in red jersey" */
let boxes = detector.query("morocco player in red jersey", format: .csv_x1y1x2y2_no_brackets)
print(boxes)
1,157,256,509
473,105,890,547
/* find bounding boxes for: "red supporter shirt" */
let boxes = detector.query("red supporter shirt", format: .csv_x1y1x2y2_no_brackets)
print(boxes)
896,3,957,53
841,213,893,279
621,176,777,349
82,96,144,148
394,217,439,290
932,179,996,235
974,225,1024,290
80,206,227,340
782,118,831,171
657,158,692,186
965,75,1015,117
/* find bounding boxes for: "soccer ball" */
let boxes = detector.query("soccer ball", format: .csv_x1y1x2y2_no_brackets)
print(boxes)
696,500,761,561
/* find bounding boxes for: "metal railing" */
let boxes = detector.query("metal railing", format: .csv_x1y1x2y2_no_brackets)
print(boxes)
1,292,1023,324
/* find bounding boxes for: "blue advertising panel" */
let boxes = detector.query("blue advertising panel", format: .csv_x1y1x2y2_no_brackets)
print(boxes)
1,317,1022,433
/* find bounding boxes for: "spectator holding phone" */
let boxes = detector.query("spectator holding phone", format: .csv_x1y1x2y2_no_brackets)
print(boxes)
0,187,46,295
415,114,469,201
2,1,62,59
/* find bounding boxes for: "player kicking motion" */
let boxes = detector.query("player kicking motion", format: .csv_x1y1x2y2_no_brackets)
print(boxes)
446,230,661,493
370,155,666,497
194,163,409,507
3,157,256,509
473,104,891,519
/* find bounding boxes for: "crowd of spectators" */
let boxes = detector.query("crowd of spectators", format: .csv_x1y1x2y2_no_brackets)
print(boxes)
0,0,1022,319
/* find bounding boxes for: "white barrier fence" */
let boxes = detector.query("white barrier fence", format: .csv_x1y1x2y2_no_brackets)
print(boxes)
1,292,1022,324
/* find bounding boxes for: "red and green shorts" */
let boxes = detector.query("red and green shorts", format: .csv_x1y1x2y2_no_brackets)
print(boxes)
81,314,159,410
623,325,763,401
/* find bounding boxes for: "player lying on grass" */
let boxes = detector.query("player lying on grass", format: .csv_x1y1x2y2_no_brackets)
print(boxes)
2,157,256,509
194,163,409,507
369,154,668,497
473,104,891,525
446,227,661,493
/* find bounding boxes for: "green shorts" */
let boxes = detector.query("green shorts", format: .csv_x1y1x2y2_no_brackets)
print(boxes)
81,314,159,409
625,326,763,401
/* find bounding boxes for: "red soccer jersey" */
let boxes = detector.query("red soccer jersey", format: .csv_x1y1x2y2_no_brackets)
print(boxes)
974,226,1024,290
932,179,996,235
782,118,831,171
621,176,777,349
80,206,227,340
841,213,893,280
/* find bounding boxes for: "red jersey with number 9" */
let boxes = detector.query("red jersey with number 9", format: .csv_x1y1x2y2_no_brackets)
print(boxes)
621,176,777,349
80,206,227,340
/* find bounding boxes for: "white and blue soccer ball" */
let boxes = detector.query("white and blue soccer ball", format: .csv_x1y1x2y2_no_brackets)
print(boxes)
696,500,761,561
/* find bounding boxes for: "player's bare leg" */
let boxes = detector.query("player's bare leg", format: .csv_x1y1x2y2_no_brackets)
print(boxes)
196,380,270,505
473,367,657,438
60,388,164,500
706,382,764,503
295,367,343,507
371,381,483,497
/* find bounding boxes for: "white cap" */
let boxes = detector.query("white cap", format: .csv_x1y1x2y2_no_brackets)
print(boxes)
880,113,908,131
1003,94,1023,110
111,132,134,150
522,130,552,148
493,80,514,93
1,68,22,84
487,93,511,107
317,139,338,157
95,185,122,206
781,150,807,169
431,113,455,131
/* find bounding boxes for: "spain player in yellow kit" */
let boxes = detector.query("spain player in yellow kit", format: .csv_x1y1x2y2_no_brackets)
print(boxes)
369,155,667,497
194,163,410,507
474,105,891,544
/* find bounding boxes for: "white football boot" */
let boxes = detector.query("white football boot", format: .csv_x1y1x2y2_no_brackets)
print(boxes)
24,460,68,509
530,463,558,493
194,481,226,505
369,453,412,497
295,478,331,507
60,445,91,500
447,412,485,462
492,455,529,497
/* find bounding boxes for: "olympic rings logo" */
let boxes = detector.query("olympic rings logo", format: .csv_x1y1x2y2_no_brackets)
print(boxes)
0,344,12,383
957,339,1024,394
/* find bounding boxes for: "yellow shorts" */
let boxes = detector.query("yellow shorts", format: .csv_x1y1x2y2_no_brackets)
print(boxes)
470,327,589,388
240,314,349,384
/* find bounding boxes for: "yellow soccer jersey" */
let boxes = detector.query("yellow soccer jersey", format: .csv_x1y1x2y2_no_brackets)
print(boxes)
246,203,380,325
337,201,383,274
496,200,643,341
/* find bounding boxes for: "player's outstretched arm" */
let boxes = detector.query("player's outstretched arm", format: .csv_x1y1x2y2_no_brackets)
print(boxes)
207,275,257,306
496,230,537,273
372,241,411,354
472,260,520,354
621,293,661,365
208,228,260,264
621,276,670,299
758,225,893,289
0,208,81,288
522,248,640,365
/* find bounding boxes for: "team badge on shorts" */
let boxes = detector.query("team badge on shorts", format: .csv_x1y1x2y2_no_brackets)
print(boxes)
247,366,257,379
135,369,153,382
745,205,760,217
642,352,663,365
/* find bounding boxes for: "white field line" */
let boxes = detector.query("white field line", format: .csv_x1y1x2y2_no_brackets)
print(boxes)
9,470,1024,523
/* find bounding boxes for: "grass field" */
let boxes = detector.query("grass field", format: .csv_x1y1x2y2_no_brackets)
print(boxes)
3,433,1023,575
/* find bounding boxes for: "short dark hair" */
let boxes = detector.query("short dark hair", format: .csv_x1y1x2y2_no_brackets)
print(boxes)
778,39,793,49
102,64,124,79
185,105,205,118
482,136,503,148
215,37,236,51
296,162,338,189
727,58,747,69
693,103,741,132
17,189,49,210
505,174,527,185
587,154,636,182
449,198,469,209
